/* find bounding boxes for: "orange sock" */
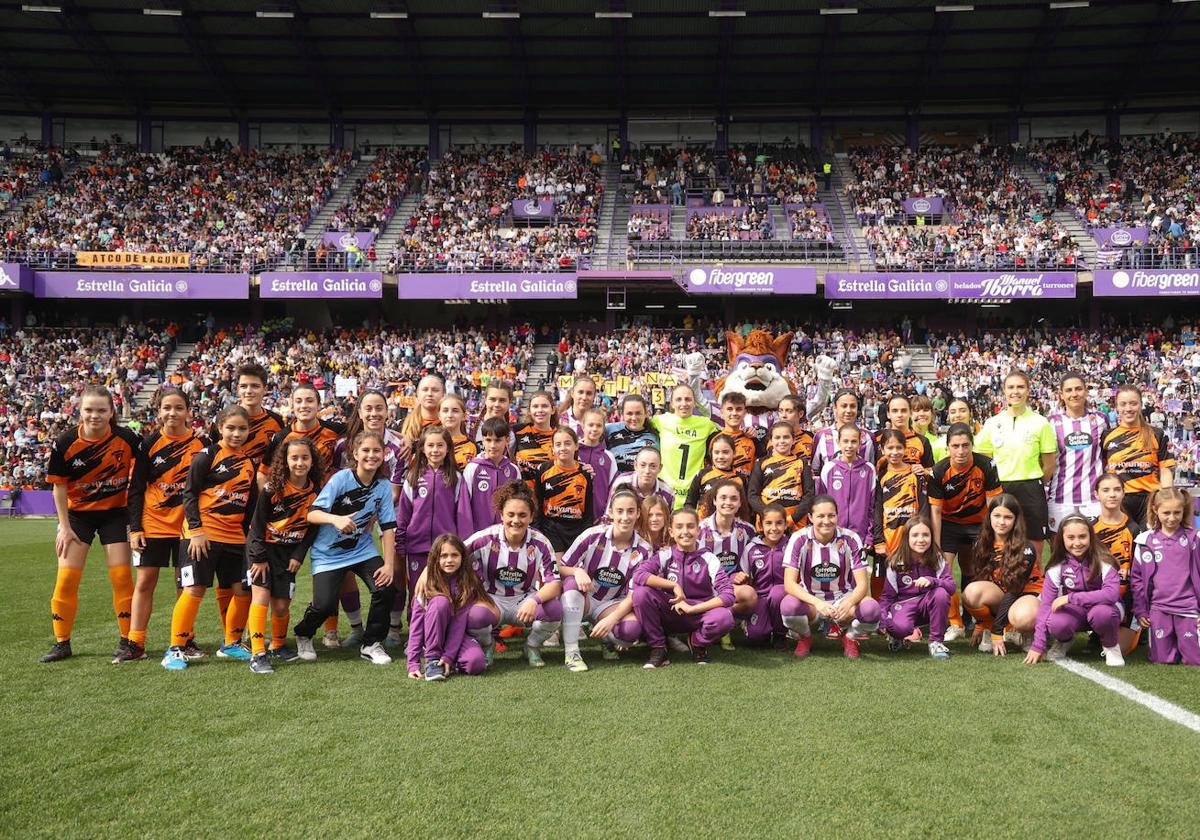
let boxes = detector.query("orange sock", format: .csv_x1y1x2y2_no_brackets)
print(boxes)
224,593,252,646
966,605,993,631
323,613,339,634
271,613,289,649
215,586,233,624
248,603,269,656
948,591,964,627
128,628,147,647
170,591,204,648
107,565,134,638
51,567,83,642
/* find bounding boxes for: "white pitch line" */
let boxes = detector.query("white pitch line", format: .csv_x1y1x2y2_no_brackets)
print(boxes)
1054,658,1200,734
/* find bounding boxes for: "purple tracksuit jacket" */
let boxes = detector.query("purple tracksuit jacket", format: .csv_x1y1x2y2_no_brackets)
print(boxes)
1132,528,1200,619
395,467,466,557
460,455,522,535
742,537,787,594
1031,556,1120,653
577,442,618,516
406,578,469,671
815,456,877,547
633,545,735,607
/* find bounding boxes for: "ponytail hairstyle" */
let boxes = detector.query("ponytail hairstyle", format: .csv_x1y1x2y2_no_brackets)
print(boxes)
607,488,642,526
437,393,470,437
758,502,790,539
406,424,459,489
1148,486,1194,531
151,386,190,432
215,403,250,430
343,389,390,453
888,515,942,573
972,493,1030,592
422,533,495,612
401,374,446,442
701,476,752,523
580,407,609,444
557,375,598,418
347,431,390,484
267,437,325,500
1046,512,1110,583
668,506,701,545
1115,384,1156,456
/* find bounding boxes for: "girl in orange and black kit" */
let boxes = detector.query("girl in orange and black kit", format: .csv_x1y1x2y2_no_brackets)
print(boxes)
534,427,594,558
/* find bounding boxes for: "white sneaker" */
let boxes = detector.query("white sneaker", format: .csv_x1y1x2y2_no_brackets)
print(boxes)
322,630,341,649
296,635,317,662
360,642,392,665
978,633,993,653
543,630,562,648
1102,644,1125,667
667,635,690,654
944,624,965,642
1046,640,1072,661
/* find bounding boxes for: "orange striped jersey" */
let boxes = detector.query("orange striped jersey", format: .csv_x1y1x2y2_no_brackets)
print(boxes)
748,452,814,528
129,429,209,537
211,408,284,467
1102,425,1174,495
184,443,258,544
927,453,1002,525
452,434,479,470
534,462,593,525
980,541,1043,595
261,419,346,482
685,466,745,516
251,479,318,547
513,424,555,482
790,427,815,462
875,427,934,472
1094,514,1141,598
47,424,140,512
872,462,928,553
708,428,759,476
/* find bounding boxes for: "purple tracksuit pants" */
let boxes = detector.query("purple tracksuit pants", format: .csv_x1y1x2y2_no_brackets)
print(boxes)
1147,608,1200,665
882,589,952,643
632,586,734,649
743,583,787,642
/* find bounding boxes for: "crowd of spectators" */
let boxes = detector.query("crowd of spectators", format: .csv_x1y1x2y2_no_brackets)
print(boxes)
787,205,836,243
325,148,427,235
846,140,1082,269
2,139,351,272
394,145,600,272
626,208,670,241
686,202,773,240
0,144,67,214
625,144,819,207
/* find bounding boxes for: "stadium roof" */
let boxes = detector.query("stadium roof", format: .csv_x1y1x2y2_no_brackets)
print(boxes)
0,0,1197,119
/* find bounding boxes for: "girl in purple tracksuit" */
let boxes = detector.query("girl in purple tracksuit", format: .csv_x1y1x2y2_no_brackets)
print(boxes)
1024,513,1123,667
632,506,735,668
780,495,880,659
1132,488,1200,666
880,516,956,659
406,534,495,681
395,425,466,615
460,417,522,535
577,408,617,518
815,424,877,547
699,478,759,644
742,504,791,648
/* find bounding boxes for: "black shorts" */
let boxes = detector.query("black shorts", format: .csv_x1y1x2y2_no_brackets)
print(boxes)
67,509,129,546
940,521,980,553
136,537,185,568
246,543,297,600
540,520,587,553
178,540,245,589
1122,492,1149,528
1004,479,1049,541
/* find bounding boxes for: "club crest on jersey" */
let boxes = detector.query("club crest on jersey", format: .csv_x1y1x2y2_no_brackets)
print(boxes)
755,558,765,569
418,486,428,498
690,561,701,574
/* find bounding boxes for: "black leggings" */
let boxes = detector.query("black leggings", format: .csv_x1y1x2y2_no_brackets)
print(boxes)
294,557,396,645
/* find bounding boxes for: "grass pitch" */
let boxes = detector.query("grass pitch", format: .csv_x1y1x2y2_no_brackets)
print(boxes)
1,520,1198,839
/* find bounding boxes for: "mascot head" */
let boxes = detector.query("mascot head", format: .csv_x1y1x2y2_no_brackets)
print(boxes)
714,330,796,414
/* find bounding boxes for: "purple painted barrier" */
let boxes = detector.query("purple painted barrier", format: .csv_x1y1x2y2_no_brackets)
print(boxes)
0,489,56,515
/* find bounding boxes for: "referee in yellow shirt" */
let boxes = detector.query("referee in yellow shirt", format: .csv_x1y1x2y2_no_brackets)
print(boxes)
974,371,1058,557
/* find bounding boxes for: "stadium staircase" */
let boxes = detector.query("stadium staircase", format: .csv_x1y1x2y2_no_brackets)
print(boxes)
830,155,869,269
594,162,622,270
905,344,938,383
527,343,558,392
134,342,196,410
670,206,687,240
1016,161,1097,268
300,154,379,243
373,190,422,261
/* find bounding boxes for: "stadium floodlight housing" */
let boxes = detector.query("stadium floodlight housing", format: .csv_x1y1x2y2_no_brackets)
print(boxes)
144,7,183,15
595,11,633,18
934,4,974,10
21,4,62,11
709,10,747,17
482,11,520,18
1049,1,1088,7
370,11,408,18
256,10,295,18
819,7,858,14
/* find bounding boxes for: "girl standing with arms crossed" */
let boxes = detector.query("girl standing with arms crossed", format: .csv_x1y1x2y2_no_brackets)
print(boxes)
1132,488,1200,666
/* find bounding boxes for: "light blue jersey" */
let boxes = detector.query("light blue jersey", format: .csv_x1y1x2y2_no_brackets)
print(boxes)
310,468,396,574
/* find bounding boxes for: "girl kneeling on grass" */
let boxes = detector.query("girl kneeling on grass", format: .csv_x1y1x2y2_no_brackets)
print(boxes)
1132,488,1200,666
961,494,1041,657
243,438,323,674
464,481,562,668
293,432,398,666
741,504,791,649
1024,513,1123,667
879,516,955,660
407,534,495,681
780,495,880,659
632,506,735,668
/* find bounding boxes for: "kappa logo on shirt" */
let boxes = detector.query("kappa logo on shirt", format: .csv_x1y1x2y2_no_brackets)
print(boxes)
71,458,86,468
215,463,228,474
153,456,166,466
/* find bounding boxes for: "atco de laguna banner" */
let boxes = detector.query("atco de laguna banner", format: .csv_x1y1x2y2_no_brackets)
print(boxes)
680,266,817,295
259,271,383,299
0,263,32,293
903,196,944,215
1090,227,1150,248
396,273,577,300
34,271,250,299
511,198,555,218
76,251,191,268
1093,269,1200,297
321,232,376,251
824,271,1077,299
